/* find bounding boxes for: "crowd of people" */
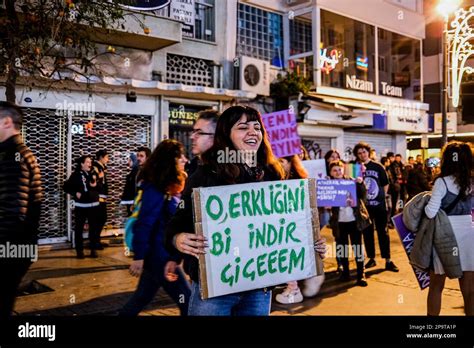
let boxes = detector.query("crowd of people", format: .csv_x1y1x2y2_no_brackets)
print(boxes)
1,100,473,318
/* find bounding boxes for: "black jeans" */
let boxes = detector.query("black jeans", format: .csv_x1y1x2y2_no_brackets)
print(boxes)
97,202,108,239
0,259,31,318
363,206,391,259
119,260,191,316
390,190,400,217
338,221,364,279
74,206,101,252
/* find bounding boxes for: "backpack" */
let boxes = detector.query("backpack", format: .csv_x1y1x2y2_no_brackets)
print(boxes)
124,188,144,253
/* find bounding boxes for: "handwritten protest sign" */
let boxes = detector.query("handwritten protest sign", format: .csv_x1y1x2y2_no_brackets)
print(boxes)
193,179,323,299
392,214,430,290
261,109,302,158
316,179,357,207
303,159,327,180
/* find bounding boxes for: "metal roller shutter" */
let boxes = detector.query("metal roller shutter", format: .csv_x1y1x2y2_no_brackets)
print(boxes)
22,107,152,243
22,108,68,243
302,137,333,160
70,113,152,235
343,132,393,162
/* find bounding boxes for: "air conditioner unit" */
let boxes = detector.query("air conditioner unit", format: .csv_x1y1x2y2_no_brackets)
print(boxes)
286,0,312,7
239,56,270,96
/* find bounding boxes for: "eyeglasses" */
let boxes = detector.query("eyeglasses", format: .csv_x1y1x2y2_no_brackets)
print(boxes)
191,129,214,137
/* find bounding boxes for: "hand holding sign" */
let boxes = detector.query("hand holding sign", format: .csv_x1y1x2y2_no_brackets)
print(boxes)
193,179,323,299
174,233,208,258
314,237,327,259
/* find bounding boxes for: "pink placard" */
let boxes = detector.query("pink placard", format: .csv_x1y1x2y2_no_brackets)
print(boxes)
262,109,302,158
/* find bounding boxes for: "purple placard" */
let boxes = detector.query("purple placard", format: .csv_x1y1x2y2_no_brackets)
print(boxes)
316,179,357,207
392,213,430,290
262,109,302,158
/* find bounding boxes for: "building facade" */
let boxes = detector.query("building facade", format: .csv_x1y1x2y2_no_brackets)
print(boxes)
0,0,432,244
0,0,252,244
225,0,428,161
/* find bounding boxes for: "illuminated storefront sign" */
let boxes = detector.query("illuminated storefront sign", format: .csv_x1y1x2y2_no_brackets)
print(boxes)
381,82,403,97
345,75,374,93
356,55,368,72
320,48,340,74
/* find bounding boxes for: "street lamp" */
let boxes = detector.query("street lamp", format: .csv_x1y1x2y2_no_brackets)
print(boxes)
436,0,462,147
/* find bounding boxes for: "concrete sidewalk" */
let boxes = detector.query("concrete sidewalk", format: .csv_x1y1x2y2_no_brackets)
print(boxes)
14,227,466,316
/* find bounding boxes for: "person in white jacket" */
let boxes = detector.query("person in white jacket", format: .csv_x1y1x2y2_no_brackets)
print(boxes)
424,141,474,316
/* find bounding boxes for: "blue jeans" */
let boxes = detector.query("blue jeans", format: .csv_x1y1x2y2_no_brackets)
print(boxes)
188,282,271,316
119,260,191,316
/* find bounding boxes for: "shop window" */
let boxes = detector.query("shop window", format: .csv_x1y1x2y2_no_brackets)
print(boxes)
378,28,421,100
168,104,209,159
236,3,284,68
289,12,314,83
320,10,376,94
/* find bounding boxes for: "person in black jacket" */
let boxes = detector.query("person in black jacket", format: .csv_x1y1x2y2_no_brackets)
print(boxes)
120,153,139,216
64,155,101,259
164,105,327,316
0,102,43,319
406,162,431,201
93,149,109,249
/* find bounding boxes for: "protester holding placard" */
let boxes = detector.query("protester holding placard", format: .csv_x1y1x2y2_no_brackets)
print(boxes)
120,140,191,317
165,105,327,316
354,142,399,273
328,160,371,286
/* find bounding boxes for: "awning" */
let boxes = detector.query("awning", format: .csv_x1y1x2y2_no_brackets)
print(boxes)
307,92,384,112
102,77,257,100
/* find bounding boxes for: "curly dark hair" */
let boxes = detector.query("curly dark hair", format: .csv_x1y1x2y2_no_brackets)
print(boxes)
142,139,186,192
353,142,372,160
438,141,473,200
201,105,285,183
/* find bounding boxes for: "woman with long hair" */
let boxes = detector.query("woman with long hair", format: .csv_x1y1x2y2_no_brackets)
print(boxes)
119,139,191,316
165,105,327,316
324,149,341,175
425,141,474,316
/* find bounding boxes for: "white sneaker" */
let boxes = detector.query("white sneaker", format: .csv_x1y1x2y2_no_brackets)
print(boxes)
275,286,303,304
301,274,325,298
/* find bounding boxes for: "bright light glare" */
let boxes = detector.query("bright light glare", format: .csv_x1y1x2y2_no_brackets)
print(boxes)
437,0,462,16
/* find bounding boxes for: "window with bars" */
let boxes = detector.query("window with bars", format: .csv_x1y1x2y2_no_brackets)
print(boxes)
290,18,312,56
153,0,215,42
236,3,284,68
195,0,215,41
